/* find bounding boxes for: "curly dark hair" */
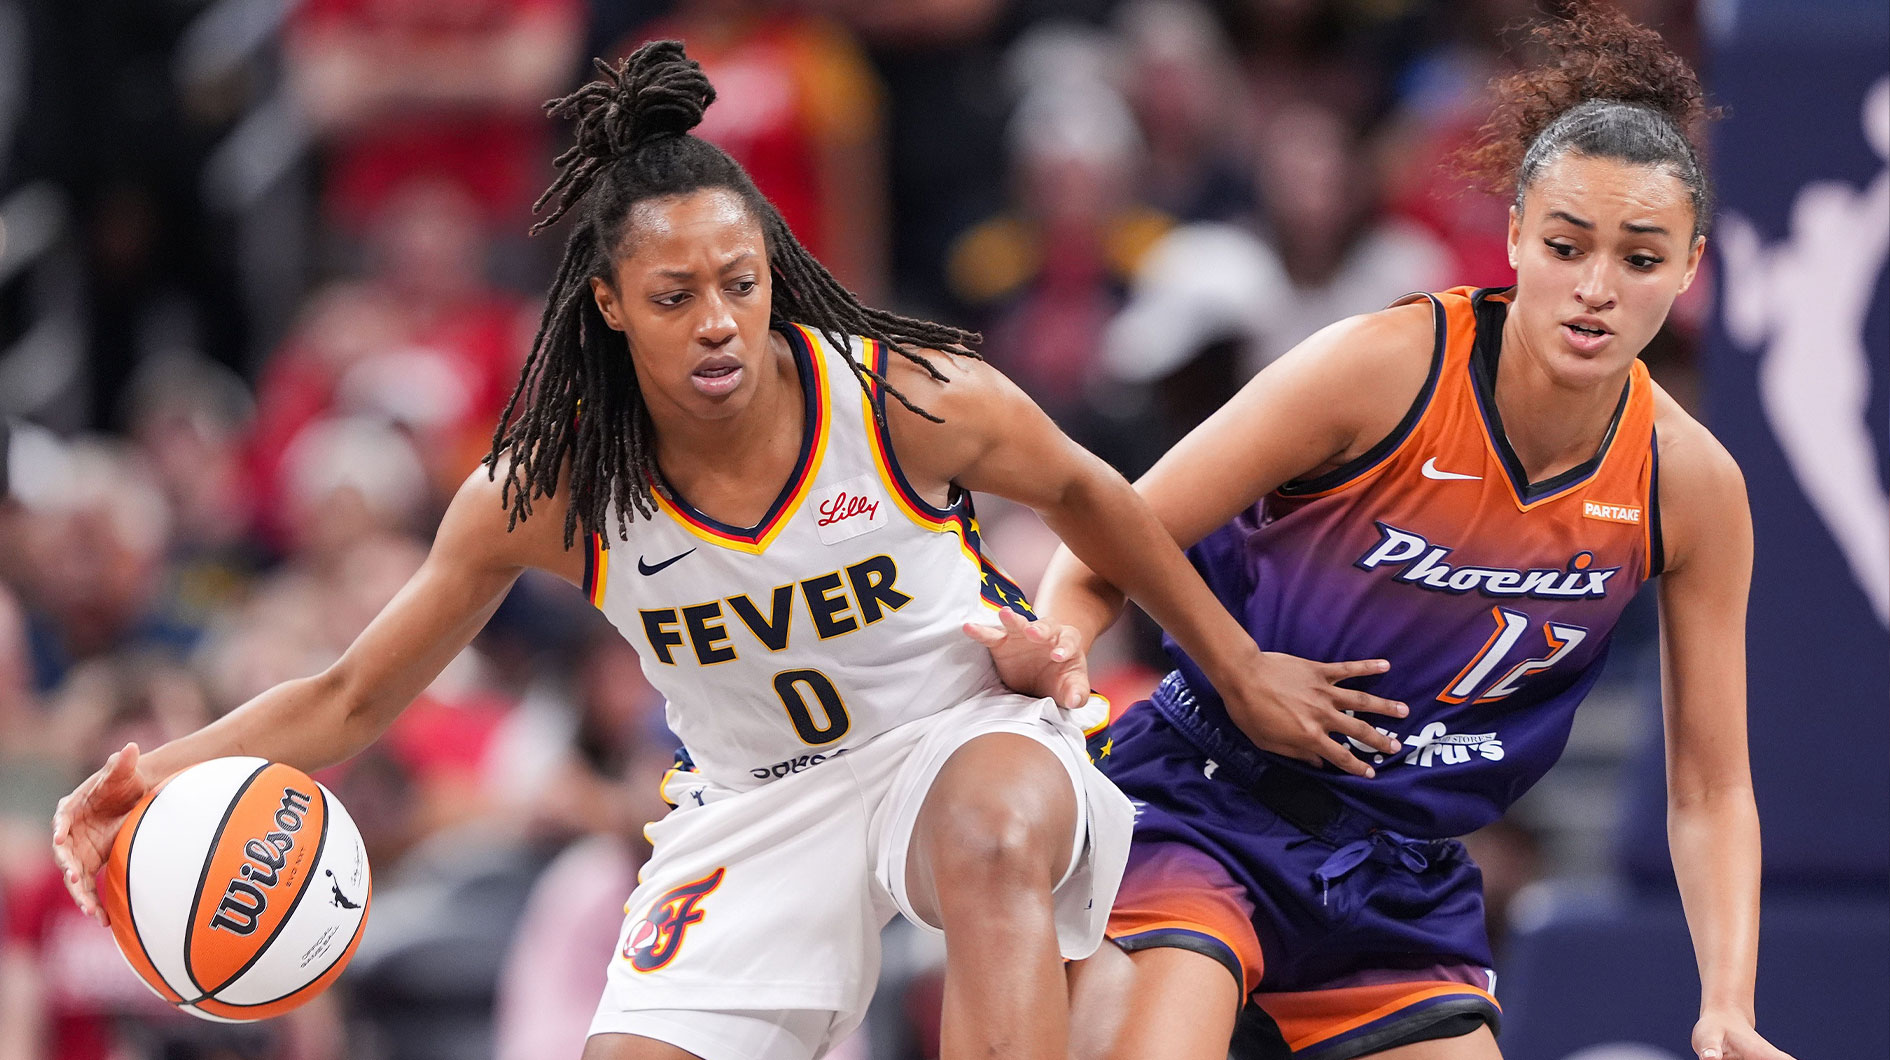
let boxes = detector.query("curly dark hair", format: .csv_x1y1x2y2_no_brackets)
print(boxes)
487,40,980,548
1458,2,1718,236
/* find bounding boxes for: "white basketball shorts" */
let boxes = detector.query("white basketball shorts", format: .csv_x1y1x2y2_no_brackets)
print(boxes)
585,691,1134,1060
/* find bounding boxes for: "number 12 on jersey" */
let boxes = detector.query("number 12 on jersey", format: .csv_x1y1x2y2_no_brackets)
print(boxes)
1439,606,1588,704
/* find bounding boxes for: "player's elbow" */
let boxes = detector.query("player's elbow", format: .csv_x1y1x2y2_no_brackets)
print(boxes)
316,663,394,751
1042,452,1127,523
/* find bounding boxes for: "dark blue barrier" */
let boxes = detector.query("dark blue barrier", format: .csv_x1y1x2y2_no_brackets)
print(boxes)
1499,885,1888,1060
1496,4,1889,1056
1616,0,1890,892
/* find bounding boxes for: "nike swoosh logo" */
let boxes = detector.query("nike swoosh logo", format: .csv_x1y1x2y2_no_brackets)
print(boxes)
1420,457,1482,481
637,548,696,576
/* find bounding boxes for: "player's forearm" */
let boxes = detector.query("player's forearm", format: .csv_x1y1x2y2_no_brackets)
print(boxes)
139,670,379,783
1038,466,1258,679
1033,545,1129,653
1668,786,1763,1020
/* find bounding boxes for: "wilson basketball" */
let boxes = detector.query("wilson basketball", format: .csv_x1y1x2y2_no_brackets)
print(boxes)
100,757,371,1022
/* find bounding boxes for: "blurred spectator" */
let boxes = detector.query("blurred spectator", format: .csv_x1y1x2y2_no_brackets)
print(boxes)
1375,0,1531,287
1224,0,1394,129
1117,1,1258,223
619,0,891,297
280,418,432,571
1104,101,1448,393
812,0,1004,45
949,25,1171,426
492,632,666,840
248,177,535,545
286,0,583,234
122,353,256,559
2,0,253,431
799,0,1009,314
490,731,668,1060
0,584,33,755
5,438,199,694
121,351,264,645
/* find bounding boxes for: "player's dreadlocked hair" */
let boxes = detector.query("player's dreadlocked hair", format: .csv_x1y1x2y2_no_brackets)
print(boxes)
487,40,980,547
1458,2,1718,237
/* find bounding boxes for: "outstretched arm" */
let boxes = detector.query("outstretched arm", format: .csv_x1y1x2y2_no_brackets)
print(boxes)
1033,305,1434,647
1026,306,1436,771
51,467,583,924
1653,403,1795,1060
883,333,1414,775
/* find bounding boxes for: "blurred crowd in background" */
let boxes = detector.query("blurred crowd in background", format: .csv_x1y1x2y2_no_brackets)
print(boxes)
0,1,1707,1058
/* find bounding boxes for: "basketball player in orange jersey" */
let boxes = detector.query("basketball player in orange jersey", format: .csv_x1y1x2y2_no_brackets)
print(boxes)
49,42,1403,1060
1019,7,1797,1060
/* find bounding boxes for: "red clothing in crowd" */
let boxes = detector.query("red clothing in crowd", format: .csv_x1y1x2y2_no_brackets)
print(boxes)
3,863,180,1060
621,13,883,263
291,0,581,229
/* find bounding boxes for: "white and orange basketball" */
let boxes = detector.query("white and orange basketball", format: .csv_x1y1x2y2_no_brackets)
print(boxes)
100,757,371,1022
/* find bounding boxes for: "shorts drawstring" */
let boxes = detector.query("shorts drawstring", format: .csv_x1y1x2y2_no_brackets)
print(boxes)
1312,830,1437,905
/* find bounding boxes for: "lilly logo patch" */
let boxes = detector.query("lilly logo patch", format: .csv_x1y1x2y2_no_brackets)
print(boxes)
812,474,889,545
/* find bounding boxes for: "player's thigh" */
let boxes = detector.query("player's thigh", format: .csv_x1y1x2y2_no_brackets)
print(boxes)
903,730,1080,925
581,1033,703,1060
1068,939,1242,1060
1369,1025,1503,1060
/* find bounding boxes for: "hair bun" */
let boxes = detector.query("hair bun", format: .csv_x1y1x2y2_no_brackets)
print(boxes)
622,40,716,143
549,40,715,166
1457,1,1711,195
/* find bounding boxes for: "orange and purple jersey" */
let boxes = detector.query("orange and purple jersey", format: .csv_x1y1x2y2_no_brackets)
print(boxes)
1159,286,1661,839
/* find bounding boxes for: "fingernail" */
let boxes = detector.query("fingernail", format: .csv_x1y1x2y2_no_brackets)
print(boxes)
1364,768,1376,779
1396,704,1409,716
1387,743,1402,753
1052,649,1068,660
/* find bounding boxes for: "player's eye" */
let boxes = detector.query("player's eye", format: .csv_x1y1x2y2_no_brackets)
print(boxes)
1545,240,1578,258
1626,254,1663,270
654,292,690,307
730,279,759,295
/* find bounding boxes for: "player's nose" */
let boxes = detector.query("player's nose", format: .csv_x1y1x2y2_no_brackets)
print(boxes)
696,293,737,345
1573,258,1618,310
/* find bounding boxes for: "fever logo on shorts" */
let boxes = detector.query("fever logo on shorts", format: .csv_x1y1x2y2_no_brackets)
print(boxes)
623,868,725,973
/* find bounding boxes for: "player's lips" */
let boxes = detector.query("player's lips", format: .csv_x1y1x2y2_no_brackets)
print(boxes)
690,355,743,397
1561,316,1613,354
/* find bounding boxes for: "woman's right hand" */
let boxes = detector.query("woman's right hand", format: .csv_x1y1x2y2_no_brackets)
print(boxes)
1219,654,1408,778
51,741,152,926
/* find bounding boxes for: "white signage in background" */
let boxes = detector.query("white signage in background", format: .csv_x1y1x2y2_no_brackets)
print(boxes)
1719,76,1890,628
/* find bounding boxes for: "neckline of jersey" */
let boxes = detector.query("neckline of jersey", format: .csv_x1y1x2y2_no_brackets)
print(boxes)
1467,287,1633,507
652,325,825,541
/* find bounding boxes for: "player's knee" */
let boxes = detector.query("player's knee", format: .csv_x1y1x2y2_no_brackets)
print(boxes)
925,783,1071,895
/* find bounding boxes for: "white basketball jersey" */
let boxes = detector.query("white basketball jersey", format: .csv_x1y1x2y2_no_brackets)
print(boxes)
584,325,1034,791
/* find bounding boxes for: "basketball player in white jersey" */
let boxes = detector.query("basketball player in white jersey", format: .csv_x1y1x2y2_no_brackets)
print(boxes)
51,42,1402,1060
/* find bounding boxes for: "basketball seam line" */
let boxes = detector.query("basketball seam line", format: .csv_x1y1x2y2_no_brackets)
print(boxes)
202,837,369,1014
205,870,368,1014
119,782,181,1002
195,783,334,1005
180,761,271,1001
